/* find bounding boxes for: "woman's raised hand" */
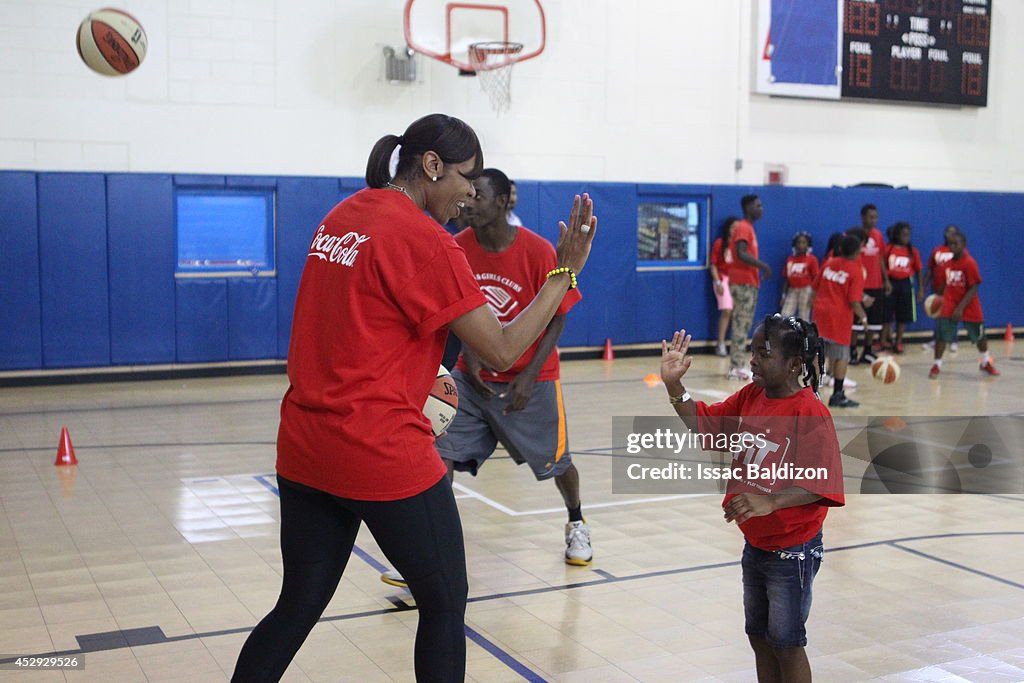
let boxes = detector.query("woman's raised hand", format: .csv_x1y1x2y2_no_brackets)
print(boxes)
555,194,598,275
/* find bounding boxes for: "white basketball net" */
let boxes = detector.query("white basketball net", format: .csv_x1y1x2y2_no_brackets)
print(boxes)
469,42,523,114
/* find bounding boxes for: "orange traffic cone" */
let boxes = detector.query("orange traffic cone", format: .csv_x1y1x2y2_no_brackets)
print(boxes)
54,426,78,466
643,373,661,388
602,338,614,361
1005,324,1014,342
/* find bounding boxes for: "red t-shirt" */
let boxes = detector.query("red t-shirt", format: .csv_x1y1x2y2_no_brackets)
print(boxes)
728,220,761,287
696,383,845,551
940,253,983,322
860,228,886,289
711,237,732,278
885,244,922,280
929,245,955,292
812,257,865,346
785,253,819,289
277,189,487,501
454,227,581,383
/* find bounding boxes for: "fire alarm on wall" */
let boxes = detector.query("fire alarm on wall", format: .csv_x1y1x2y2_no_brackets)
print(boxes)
765,164,788,186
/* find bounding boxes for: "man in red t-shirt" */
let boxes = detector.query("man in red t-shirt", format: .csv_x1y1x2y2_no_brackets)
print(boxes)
812,235,869,408
854,204,892,363
381,169,590,590
727,195,773,380
930,232,999,379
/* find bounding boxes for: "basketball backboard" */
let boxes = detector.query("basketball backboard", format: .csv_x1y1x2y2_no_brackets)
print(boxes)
404,0,546,74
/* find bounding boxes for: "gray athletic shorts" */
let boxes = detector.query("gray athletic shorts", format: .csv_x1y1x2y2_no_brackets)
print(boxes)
821,338,850,362
436,369,573,481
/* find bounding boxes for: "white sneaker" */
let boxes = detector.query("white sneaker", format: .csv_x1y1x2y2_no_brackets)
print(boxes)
380,569,407,588
726,367,753,381
819,373,833,388
565,520,592,566
922,340,936,350
950,342,959,353
714,343,728,357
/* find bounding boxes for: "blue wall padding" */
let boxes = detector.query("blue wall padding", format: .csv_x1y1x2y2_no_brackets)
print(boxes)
107,174,176,364
175,279,229,362
0,172,42,369
228,278,277,360
37,173,111,367
1,170,1021,371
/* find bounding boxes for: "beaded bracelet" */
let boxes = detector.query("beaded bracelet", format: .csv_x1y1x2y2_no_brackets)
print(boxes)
546,266,578,290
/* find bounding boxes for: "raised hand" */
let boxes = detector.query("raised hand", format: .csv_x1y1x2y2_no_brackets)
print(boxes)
554,194,598,275
660,329,693,386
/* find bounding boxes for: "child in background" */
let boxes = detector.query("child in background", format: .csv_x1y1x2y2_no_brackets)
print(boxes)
921,224,961,352
930,232,999,379
812,235,869,408
660,317,845,683
882,222,923,353
710,217,738,357
781,232,819,320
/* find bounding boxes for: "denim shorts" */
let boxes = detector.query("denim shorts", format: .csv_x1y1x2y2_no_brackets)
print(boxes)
742,529,824,648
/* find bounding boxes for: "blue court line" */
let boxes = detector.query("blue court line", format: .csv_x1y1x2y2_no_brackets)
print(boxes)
254,473,545,682
465,626,547,682
889,542,1024,591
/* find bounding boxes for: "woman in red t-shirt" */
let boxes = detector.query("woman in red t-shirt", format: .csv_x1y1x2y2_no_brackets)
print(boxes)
710,217,739,356
233,114,598,682
660,316,844,682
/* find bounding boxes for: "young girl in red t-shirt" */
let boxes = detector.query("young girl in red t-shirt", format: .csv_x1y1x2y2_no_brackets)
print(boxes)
882,222,923,353
780,232,819,320
660,315,844,683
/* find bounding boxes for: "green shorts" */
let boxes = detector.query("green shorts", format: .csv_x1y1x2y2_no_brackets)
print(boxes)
936,318,984,344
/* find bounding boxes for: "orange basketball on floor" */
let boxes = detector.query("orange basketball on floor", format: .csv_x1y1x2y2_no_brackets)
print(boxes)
76,8,148,76
871,356,901,384
924,294,943,318
423,365,458,437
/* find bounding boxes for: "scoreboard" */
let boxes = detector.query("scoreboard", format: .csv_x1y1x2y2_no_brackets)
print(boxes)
842,0,991,106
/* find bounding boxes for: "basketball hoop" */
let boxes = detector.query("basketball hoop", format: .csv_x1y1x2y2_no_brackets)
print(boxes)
468,41,523,113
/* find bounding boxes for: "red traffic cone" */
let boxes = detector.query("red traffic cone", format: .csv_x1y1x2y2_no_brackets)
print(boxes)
1005,324,1014,342
54,426,78,466
602,338,614,361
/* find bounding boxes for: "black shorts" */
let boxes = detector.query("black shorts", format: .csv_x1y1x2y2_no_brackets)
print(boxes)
865,288,887,328
887,278,916,324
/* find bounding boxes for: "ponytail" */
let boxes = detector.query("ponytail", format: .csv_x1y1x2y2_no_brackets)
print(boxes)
365,134,403,188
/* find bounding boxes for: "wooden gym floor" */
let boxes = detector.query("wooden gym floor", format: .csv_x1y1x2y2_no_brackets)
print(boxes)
1,344,1022,682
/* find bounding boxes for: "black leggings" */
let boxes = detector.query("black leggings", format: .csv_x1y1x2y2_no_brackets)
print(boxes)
232,475,468,682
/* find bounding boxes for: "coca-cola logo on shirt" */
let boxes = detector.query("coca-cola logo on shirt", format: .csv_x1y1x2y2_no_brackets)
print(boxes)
308,225,370,266
822,266,849,285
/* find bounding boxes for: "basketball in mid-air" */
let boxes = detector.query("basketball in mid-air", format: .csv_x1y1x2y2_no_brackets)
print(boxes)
871,356,901,384
76,8,148,76
924,294,943,318
424,365,458,437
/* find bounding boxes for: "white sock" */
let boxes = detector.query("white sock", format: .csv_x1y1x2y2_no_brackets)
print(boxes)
980,351,991,363
934,359,943,368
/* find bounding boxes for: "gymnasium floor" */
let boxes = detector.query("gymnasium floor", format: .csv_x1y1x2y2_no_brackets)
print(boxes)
1,344,1022,682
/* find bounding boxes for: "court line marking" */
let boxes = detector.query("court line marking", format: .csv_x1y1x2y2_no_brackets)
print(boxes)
5,531,1023,668
451,480,706,516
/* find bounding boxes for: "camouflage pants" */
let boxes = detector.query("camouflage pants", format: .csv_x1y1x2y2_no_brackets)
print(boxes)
730,283,759,368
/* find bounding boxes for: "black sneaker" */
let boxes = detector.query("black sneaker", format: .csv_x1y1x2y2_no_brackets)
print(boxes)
829,392,860,408
860,350,878,364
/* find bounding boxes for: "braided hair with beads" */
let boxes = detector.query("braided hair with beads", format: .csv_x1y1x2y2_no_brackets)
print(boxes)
762,314,826,397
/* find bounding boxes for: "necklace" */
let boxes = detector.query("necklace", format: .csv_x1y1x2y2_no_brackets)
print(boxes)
387,182,413,202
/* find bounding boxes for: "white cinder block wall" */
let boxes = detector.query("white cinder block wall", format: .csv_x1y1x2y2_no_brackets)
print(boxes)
0,0,1021,190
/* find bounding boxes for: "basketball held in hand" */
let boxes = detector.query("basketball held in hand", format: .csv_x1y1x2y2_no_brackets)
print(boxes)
424,365,459,437
76,8,148,76
924,294,943,319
